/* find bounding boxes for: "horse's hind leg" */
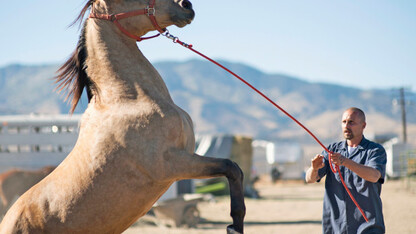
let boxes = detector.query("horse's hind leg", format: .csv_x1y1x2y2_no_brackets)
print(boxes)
165,150,246,233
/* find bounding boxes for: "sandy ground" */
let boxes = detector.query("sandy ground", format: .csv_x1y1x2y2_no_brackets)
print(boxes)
124,177,416,234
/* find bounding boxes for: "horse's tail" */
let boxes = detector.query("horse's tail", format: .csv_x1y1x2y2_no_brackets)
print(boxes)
54,0,96,114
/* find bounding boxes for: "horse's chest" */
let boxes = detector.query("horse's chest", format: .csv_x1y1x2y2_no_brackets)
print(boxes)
124,103,194,151
161,105,195,151
84,102,195,158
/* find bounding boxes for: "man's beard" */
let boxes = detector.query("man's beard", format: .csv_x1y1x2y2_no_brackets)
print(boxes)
344,130,354,140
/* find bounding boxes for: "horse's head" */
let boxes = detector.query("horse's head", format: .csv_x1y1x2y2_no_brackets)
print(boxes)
157,0,195,28
56,0,195,114
92,0,195,35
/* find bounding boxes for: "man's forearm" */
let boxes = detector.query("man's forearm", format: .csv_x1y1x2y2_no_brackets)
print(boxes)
343,158,381,183
305,167,320,183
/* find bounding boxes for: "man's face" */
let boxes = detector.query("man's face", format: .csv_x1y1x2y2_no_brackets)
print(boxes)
342,110,366,140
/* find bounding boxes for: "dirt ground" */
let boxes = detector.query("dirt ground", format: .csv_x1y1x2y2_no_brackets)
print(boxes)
124,177,416,234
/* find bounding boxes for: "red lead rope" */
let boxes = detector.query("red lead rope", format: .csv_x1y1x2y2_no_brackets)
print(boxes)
161,31,369,222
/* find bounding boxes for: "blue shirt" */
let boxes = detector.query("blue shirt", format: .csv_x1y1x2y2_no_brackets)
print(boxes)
318,137,387,234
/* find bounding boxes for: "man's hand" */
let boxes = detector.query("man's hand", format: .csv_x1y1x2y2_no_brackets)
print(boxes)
305,154,325,183
311,154,325,170
330,152,346,166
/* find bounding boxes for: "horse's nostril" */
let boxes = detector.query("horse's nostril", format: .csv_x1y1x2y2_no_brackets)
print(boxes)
181,0,192,10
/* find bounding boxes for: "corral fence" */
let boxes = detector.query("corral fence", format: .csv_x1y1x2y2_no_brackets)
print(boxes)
401,150,416,193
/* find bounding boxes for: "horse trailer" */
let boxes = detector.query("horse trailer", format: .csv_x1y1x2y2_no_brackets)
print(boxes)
0,114,81,173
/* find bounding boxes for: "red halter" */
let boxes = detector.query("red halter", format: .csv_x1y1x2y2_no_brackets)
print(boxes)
89,0,165,41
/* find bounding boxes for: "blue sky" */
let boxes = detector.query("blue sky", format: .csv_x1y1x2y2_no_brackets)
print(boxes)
1,0,415,91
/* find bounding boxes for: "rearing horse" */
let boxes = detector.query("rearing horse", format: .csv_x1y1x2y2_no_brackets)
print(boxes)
0,0,245,233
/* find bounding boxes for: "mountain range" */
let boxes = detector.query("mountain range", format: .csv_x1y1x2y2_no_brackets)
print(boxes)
1,60,414,145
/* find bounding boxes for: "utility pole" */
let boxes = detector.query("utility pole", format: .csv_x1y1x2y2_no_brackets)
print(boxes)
399,87,407,143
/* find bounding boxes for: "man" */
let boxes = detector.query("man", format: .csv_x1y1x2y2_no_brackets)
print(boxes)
305,107,386,234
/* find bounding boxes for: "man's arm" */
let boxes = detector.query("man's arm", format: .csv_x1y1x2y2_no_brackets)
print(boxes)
330,153,381,183
305,154,325,183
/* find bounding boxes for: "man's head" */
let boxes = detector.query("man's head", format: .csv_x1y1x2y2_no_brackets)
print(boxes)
342,107,366,143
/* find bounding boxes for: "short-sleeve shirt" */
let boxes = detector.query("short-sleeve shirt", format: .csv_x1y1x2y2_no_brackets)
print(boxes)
317,137,387,234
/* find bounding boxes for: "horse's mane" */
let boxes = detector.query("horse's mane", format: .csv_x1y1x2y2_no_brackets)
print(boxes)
55,0,96,114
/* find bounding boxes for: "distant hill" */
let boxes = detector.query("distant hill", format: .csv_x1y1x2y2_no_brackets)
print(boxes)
0,64,87,115
0,60,414,144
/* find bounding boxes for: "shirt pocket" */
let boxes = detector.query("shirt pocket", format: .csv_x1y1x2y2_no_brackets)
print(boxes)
353,174,368,193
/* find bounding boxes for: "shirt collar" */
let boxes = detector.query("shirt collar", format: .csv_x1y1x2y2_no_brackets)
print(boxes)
342,136,369,151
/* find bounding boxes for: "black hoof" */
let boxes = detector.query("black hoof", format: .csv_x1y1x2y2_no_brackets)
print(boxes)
227,225,243,234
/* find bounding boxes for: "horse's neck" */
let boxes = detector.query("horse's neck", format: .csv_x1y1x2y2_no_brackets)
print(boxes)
85,20,173,105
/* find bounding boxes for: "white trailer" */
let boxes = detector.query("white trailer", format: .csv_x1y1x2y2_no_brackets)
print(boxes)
0,114,81,173
384,138,414,178
252,140,304,180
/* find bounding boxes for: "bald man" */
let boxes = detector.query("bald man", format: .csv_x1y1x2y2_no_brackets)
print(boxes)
305,107,386,234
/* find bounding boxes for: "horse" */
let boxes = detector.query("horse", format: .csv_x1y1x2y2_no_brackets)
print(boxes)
0,167,56,219
0,0,245,233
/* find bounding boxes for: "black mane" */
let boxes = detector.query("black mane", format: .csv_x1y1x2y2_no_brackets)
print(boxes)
55,0,95,113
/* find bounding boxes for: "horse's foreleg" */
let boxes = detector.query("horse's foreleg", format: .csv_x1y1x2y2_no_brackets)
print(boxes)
165,151,246,233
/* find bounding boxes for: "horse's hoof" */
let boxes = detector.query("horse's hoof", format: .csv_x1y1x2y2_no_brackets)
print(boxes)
227,225,243,234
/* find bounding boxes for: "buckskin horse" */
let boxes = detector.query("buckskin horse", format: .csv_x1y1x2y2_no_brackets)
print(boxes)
0,0,245,233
